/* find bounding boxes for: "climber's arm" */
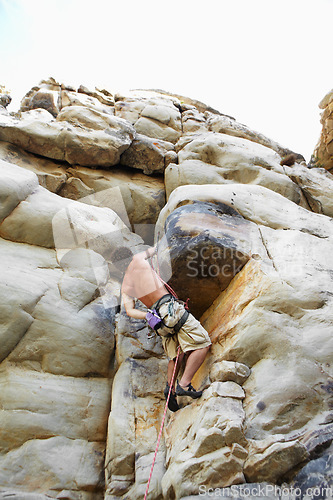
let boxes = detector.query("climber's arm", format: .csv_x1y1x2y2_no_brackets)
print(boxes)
122,291,147,320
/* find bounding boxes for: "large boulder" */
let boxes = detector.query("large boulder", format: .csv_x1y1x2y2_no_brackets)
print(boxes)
0,140,68,193
165,132,308,205
206,112,304,160
20,77,115,116
155,181,332,317
60,165,166,244
115,90,182,144
120,133,176,175
285,162,333,217
0,159,39,222
0,159,143,254
0,107,135,167
156,199,259,317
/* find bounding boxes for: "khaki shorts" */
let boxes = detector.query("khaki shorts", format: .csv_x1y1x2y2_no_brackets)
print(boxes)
156,298,212,360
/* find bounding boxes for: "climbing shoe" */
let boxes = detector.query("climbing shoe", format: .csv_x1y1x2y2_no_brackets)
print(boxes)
176,381,203,399
164,382,179,412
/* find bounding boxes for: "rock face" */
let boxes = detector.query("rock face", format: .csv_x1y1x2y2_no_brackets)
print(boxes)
0,78,332,499
155,184,333,497
313,88,333,172
0,156,142,499
166,132,307,205
0,141,165,245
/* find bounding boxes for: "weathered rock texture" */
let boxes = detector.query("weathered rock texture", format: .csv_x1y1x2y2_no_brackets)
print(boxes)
155,184,333,497
0,155,143,499
0,78,332,499
0,85,11,109
166,133,307,204
313,88,333,172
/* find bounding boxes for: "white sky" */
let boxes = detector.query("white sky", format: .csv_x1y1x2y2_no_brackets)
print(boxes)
1,0,333,161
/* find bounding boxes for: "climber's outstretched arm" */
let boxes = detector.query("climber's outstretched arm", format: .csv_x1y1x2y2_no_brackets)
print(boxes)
122,291,146,320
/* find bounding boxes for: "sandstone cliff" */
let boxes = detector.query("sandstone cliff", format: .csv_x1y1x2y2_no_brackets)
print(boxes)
313,88,333,172
0,78,332,499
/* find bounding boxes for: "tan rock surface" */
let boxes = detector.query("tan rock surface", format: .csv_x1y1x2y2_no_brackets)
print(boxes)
0,141,68,193
313,88,333,171
155,182,333,493
120,134,176,174
0,85,12,110
105,310,168,499
0,367,110,451
244,440,309,483
0,107,135,167
0,162,143,255
20,77,114,114
0,436,105,498
206,112,304,159
285,162,333,216
165,132,308,205
0,161,142,498
0,159,39,221
115,90,182,144
0,142,166,243
157,183,332,238
162,385,247,498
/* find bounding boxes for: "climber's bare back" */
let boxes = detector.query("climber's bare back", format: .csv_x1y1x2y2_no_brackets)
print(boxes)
122,253,168,308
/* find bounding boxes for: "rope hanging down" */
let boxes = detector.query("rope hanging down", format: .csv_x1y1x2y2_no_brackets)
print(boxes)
143,345,181,500
153,237,178,300
152,240,190,309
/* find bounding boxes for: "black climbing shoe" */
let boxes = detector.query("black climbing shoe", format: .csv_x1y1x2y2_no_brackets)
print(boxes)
176,381,203,399
164,382,179,412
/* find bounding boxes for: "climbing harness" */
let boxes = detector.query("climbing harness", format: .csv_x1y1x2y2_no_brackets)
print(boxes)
143,345,181,500
145,294,189,338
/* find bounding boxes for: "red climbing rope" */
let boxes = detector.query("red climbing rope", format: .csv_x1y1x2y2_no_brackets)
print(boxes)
143,345,181,500
153,237,178,300
152,240,190,309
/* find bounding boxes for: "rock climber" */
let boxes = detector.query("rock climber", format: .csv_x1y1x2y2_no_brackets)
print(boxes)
120,245,211,412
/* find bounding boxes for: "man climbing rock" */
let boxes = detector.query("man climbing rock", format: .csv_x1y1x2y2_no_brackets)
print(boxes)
121,245,211,412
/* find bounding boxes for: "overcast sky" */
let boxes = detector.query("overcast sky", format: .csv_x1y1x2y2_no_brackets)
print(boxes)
1,0,333,161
